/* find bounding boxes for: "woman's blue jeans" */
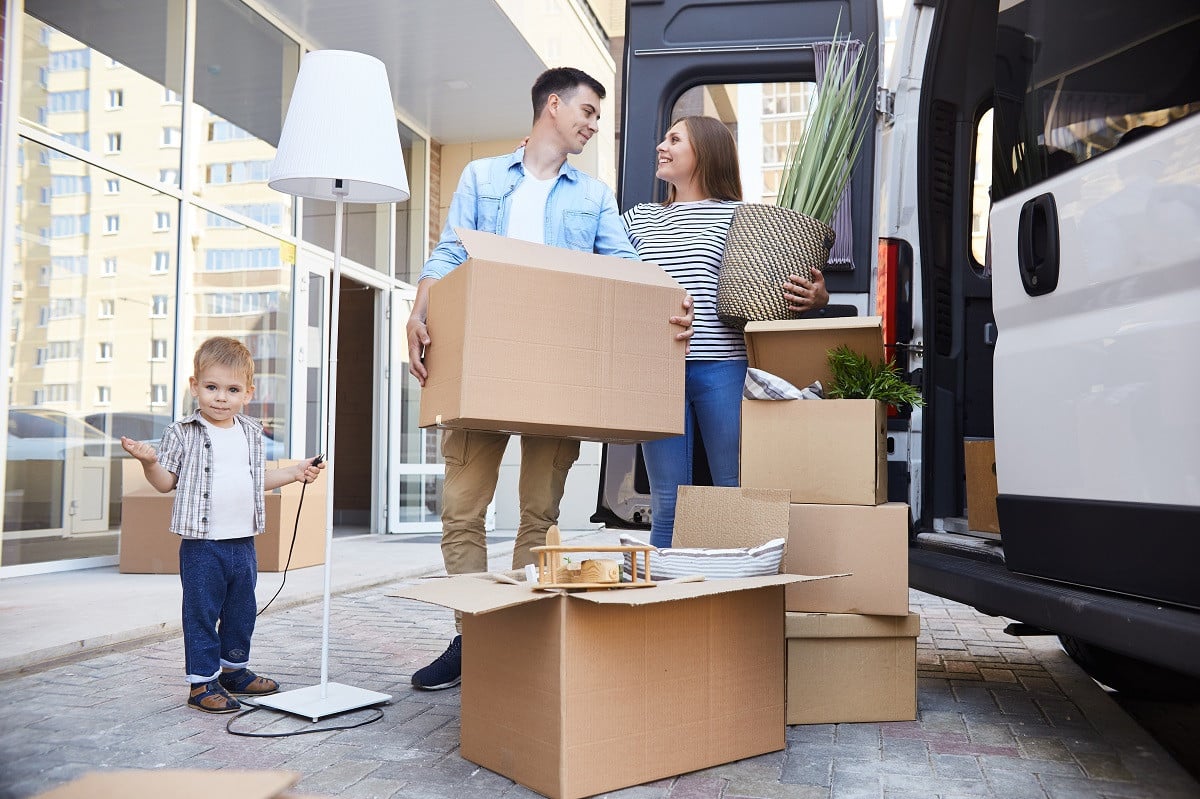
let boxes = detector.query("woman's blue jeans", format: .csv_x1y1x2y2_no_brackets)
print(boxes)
179,537,258,684
642,358,747,547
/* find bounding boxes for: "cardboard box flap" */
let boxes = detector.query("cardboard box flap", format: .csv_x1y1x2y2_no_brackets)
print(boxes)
388,575,558,615
672,486,791,549
569,573,843,605
743,316,885,390
456,227,681,290
785,611,921,639
32,770,300,799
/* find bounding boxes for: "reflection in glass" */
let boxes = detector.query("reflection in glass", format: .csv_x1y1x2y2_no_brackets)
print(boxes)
22,1,186,187
7,140,179,565
188,208,292,460
193,0,299,232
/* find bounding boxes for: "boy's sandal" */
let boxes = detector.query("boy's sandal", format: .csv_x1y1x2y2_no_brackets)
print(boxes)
218,668,280,696
188,680,241,714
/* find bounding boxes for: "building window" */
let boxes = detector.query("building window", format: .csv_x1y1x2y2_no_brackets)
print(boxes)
98,299,115,318
51,255,88,277
152,251,170,273
105,215,120,234
47,90,88,113
49,49,90,71
154,211,172,231
151,295,169,317
35,384,78,404
206,160,273,185
107,89,124,109
163,88,182,104
151,338,168,361
98,341,114,361
207,121,253,142
204,248,282,271
97,386,112,405
161,127,182,147
105,178,121,194
159,168,180,185
50,214,89,238
102,257,118,276
106,132,123,153
151,384,169,406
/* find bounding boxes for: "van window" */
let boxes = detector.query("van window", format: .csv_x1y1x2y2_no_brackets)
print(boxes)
991,0,1200,202
669,82,818,204
970,109,993,270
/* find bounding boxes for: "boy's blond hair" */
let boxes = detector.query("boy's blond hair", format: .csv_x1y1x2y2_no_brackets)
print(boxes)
193,336,255,386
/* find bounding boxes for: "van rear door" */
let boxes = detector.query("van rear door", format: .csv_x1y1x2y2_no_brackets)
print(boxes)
596,0,882,528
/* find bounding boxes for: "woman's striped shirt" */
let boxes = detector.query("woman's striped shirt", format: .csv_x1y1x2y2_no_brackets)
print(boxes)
622,199,746,360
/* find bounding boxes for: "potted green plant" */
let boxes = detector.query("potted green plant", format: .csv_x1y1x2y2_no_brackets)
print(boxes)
826,345,923,409
718,21,876,329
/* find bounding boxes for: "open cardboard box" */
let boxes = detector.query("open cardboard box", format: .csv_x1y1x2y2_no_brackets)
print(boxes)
391,570,834,799
740,317,888,506
28,769,333,799
118,458,326,574
419,228,687,443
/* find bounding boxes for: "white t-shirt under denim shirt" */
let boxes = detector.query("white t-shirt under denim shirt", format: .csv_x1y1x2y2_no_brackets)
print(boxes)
505,172,556,244
198,415,256,540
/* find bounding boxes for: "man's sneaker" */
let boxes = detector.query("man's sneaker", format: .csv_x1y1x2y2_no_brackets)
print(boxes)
412,635,462,690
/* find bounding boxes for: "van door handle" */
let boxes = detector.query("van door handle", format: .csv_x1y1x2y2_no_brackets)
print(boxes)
1017,193,1060,296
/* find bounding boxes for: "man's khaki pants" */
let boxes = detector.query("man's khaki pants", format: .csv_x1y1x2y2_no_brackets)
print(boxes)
440,427,580,579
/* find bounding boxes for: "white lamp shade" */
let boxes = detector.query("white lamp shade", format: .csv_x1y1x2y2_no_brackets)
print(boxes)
270,49,410,204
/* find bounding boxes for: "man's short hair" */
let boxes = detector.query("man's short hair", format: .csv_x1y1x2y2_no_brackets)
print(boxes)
531,67,606,121
194,336,255,385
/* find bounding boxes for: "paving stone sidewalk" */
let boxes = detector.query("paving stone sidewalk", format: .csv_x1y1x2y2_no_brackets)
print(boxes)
1,584,1197,799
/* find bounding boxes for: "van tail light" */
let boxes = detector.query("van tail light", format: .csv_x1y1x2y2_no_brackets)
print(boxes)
877,238,901,359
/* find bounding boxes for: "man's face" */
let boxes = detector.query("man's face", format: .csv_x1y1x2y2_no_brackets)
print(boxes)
552,86,602,155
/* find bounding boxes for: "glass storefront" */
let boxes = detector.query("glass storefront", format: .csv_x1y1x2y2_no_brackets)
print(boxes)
3,0,443,572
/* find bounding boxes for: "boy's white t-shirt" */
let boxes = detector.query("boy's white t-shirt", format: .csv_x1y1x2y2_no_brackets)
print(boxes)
198,416,256,540
504,172,556,244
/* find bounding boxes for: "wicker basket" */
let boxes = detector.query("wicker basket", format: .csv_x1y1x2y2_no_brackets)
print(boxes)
717,203,835,330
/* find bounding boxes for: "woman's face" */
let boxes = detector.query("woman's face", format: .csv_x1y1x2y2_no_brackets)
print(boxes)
655,122,698,187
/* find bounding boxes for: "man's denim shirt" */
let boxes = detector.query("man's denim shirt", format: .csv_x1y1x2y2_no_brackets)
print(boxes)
420,147,637,281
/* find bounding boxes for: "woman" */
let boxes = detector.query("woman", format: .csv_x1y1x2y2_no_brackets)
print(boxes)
623,115,828,547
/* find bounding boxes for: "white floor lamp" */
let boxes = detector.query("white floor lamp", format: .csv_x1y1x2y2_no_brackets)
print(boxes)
257,49,409,721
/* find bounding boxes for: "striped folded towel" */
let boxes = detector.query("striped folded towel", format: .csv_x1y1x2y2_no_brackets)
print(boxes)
743,368,824,401
619,533,786,580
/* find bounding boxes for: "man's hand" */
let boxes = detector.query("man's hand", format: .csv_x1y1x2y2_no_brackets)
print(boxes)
782,267,829,313
407,279,436,386
670,294,695,355
120,436,157,464
407,315,430,385
295,456,325,485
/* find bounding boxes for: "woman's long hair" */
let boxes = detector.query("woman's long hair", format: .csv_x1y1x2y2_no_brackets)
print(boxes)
664,115,743,204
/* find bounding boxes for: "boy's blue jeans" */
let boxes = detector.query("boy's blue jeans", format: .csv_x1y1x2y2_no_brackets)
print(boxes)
179,537,258,684
641,358,748,548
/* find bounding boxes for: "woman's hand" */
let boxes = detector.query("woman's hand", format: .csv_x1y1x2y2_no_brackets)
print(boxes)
782,267,829,313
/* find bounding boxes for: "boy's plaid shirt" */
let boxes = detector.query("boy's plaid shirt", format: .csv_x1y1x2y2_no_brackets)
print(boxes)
156,411,266,538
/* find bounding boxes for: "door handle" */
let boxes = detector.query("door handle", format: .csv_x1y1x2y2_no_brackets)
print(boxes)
1017,192,1060,296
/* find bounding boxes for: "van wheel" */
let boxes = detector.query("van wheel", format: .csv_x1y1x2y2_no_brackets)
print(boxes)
1058,635,1200,699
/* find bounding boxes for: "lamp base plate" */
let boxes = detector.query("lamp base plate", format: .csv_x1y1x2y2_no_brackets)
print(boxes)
254,682,392,722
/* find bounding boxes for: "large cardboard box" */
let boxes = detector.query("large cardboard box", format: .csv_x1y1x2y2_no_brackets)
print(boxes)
786,612,920,725
119,459,326,574
419,228,687,443
740,317,888,505
785,502,910,616
29,769,325,799
964,438,1000,534
391,572,829,799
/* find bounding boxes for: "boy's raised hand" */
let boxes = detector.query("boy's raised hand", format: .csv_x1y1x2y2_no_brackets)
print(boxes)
121,436,157,464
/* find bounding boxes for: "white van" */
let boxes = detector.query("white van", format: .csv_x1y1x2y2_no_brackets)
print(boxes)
601,0,1200,694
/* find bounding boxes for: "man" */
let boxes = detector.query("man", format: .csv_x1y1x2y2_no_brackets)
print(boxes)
406,67,693,690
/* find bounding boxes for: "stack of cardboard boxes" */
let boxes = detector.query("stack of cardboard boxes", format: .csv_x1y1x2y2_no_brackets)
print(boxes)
735,317,920,725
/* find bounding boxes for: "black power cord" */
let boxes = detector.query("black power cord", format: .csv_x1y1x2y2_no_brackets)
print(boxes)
256,454,323,617
225,699,384,737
